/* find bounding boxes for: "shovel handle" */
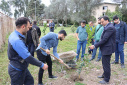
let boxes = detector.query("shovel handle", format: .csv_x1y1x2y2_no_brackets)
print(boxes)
40,47,71,69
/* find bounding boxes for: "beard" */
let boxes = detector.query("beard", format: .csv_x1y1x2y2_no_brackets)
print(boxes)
60,37,63,41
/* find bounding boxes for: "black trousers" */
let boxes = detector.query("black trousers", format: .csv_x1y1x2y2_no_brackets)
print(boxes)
8,64,34,85
102,54,111,82
36,49,52,84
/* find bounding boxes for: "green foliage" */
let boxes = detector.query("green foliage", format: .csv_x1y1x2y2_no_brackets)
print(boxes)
61,26,64,30
75,82,85,85
77,24,95,79
105,9,122,21
42,23,47,35
54,24,58,30
85,24,96,46
0,0,12,16
70,23,77,33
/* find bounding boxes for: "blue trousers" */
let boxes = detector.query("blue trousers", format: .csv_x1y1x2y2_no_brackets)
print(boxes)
115,43,124,64
92,40,102,59
28,43,35,57
8,64,34,85
76,40,87,59
50,28,54,32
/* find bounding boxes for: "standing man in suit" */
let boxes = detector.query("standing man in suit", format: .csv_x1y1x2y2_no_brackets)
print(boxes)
89,16,116,84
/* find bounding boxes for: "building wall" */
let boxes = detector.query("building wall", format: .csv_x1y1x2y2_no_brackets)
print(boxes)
92,3,119,25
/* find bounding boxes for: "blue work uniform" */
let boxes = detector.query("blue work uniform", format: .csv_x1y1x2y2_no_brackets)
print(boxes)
8,30,44,85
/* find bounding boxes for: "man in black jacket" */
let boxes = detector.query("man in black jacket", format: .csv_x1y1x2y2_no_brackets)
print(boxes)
32,21,41,37
111,15,127,68
89,16,116,84
26,22,39,57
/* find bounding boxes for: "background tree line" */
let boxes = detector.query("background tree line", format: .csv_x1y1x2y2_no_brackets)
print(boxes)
0,0,127,25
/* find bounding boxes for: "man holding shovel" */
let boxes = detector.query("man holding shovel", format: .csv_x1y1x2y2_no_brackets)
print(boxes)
36,30,67,85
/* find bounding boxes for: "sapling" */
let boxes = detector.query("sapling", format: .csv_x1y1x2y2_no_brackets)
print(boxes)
77,24,96,79
42,23,47,35
71,23,77,33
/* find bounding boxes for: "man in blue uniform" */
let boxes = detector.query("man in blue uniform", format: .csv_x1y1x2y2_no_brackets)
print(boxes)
8,17,48,85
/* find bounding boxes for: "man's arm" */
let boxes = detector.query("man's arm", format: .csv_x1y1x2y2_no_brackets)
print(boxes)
124,23,127,43
94,27,115,48
76,27,79,40
12,39,48,69
53,46,63,64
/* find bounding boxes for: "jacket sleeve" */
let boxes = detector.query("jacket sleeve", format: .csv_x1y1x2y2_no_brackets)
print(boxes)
35,29,39,46
38,27,41,37
95,27,115,48
124,23,127,42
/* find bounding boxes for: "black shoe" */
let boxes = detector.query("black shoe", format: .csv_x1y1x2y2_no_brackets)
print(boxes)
38,83,43,85
121,64,125,68
99,80,109,84
90,58,94,61
49,75,58,79
111,61,119,64
98,75,104,78
96,58,101,62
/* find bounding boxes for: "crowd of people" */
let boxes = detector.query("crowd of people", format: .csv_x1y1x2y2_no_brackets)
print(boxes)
76,15,127,84
7,15,127,85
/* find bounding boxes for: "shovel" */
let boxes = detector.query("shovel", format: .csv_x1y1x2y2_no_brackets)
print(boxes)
40,47,71,69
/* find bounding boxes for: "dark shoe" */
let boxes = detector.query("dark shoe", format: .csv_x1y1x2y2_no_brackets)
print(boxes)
75,58,78,62
99,80,109,84
90,58,94,61
96,58,101,62
38,83,43,85
111,61,119,64
121,64,125,68
49,75,58,79
98,75,104,78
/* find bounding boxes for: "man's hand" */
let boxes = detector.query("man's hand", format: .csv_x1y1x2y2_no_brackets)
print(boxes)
59,59,64,64
89,45,95,49
42,64,48,70
124,42,127,44
46,49,50,54
87,38,88,40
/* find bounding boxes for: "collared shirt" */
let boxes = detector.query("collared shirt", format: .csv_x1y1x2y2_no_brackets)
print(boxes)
76,26,87,41
104,22,110,30
36,32,60,59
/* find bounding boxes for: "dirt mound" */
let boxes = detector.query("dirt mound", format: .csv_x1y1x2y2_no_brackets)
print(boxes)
70,75,83,82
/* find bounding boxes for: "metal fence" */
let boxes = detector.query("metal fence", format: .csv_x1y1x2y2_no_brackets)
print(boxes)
0,12,15,49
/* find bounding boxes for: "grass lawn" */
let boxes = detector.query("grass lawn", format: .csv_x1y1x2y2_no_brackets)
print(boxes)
0,26,127,85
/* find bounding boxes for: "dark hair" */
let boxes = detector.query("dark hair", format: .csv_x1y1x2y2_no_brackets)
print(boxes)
102,16,110,22
15,17,30,27
98,17,102,20
33,21,37,25
81,20,86,24
113,15,119,20
30,21,32,24
59,30,67,36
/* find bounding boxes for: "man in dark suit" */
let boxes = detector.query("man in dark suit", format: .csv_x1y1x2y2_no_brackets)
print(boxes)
89,16,116,84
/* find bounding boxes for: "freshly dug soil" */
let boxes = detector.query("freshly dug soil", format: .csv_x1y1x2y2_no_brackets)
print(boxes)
70,75,84,82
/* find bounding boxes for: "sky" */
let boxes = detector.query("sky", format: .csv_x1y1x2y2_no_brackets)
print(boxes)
42,0,51,6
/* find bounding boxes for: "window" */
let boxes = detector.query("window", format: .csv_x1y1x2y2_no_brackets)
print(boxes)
103,6,108,10
103,12,105,16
